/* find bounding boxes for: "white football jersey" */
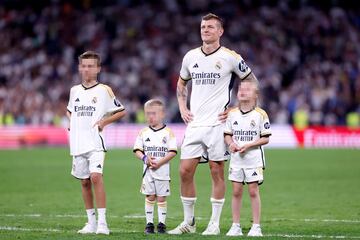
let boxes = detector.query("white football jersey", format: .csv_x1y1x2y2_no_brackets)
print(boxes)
180,46,252,127
224,107,271,169
133,125,177,180
67,83,124,156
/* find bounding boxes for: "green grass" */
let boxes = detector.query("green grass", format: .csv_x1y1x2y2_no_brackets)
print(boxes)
0,148,359,239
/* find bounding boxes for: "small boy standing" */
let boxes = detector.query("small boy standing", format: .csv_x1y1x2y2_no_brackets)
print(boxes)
133,99,177,234
224,79,271,237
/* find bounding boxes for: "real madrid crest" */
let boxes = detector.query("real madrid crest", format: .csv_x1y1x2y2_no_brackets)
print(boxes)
92,97,97,104
250,120,256,128
215,61,222,70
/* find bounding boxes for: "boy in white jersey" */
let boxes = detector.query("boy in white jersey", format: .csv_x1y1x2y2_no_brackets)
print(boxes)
67,51,126,235
169,13,259,235
133,99,177,234
224,79,271,237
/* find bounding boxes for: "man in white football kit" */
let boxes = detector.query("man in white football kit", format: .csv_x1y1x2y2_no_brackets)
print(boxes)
169,13,260,235
224,79,271,237
67,51,126,235
133,99,177,234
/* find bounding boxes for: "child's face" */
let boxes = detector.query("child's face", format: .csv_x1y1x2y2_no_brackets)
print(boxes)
144,105,164,127
237,81,258,102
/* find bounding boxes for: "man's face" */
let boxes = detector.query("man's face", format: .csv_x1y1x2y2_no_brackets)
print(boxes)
78,58,100,81
200,19,223,44
144,105,164,127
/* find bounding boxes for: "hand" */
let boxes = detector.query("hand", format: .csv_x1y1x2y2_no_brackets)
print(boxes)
93,119,105,131
218,109,230,123
229,142,241,153
180,107,193,124
239,143,251,153
149,158,159,170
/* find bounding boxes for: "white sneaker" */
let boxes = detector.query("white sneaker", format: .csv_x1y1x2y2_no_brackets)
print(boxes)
202,221,220,235
226,223,243,236
96,223,110,235
167,221,196,234
77,222,96,234
247,225,262,237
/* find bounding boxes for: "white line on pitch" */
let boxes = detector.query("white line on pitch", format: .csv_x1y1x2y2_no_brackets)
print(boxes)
270,218,360,223
265,233,360,239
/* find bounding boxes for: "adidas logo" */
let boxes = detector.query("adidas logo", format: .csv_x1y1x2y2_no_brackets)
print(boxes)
252,172,257,176
97,164,102,169
145,138,150,142
193,63,199,68
224,151,230,156
233,121,238,125
75,98,80,102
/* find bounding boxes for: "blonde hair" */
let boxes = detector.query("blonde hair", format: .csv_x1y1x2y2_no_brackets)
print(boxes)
202,13,224,29
144,99,165,110
78,51,101,66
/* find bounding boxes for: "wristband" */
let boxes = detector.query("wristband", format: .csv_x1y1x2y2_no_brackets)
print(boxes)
142,155,148,164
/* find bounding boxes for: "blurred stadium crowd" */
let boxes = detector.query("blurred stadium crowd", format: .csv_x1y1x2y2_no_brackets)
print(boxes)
0,0,359,127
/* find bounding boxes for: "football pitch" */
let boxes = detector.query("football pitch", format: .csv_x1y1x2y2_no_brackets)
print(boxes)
0,148,359,239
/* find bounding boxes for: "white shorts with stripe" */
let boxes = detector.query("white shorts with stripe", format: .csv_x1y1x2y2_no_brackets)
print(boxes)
71,151,105,179
228,167,264,184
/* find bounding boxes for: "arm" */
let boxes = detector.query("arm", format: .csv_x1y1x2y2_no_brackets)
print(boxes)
243,72,259,84
95,110,126,131
134,149,154,167
238,136,269,153
224,134,241,153
150,151,177,170
177,78,193,124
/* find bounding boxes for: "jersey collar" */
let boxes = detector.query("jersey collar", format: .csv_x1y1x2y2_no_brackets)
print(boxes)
200,45,221,56
149,124,166,132
240,107,255,115
81,82,99,90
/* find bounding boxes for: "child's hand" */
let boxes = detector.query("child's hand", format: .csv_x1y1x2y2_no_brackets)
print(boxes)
239,143,251,153
229,142,241,153
149,158,160,170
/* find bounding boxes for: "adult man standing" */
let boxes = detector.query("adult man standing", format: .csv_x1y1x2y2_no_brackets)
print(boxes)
67,51,126,235
168,13,258,235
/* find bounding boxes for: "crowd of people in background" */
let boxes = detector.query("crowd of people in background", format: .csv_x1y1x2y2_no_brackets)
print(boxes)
0,0,359,127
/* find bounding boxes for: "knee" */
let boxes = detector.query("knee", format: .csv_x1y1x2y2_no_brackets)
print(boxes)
233,189,243,199
90,174,102,185
248,187,259,199
81,179,91,189
180,167,194,182
210,165,224,181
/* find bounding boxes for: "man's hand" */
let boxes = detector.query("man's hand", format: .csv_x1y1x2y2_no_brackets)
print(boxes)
218,108,230,123
180,107,194,124
94,119,105,131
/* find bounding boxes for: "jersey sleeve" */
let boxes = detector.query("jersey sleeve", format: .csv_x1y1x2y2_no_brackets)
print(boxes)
133,130,144,153
103,85,125,114
260,111,272,137
230,51,252,80
67,87,75,113
179,51,191,81
224,114,233,136
168,129,178,153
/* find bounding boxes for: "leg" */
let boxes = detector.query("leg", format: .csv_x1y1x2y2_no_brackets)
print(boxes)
209,160,225,199
248,182,261,224
157,196,167,233
90,173,106,208
180,158,199,197
231,181,244,224
77,179,97,234
202,160,225,235
81,179,94,209
144,195,156,234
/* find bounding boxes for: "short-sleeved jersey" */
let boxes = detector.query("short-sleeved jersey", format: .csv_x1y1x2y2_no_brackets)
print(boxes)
67,83,124,156
224,107,271,169
133,125,177,181
180,46,252,127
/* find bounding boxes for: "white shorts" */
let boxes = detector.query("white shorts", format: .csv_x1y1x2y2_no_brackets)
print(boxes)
140,173,170,197
228,167,264,184
71,151,105,179
181,124,228,162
